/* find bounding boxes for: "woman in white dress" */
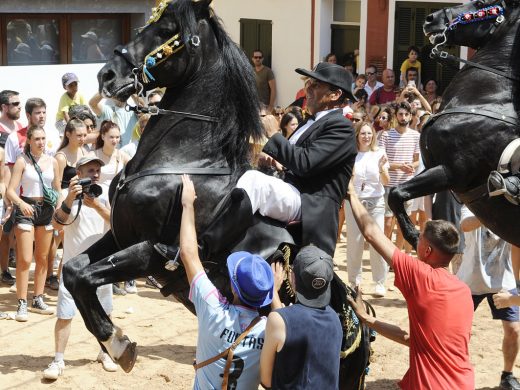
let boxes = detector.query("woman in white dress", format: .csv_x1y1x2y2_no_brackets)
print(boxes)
346,122,390,297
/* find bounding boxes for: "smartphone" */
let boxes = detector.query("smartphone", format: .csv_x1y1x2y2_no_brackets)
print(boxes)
407,80,416,88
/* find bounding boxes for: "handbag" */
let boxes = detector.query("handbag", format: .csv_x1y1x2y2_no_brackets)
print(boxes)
27,152,59,208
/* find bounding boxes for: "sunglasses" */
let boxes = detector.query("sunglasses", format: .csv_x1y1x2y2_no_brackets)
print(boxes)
379,116,389,120
352,118,362,123
8,101,21,107
366,72,376,76
253,56,263,59
85,124,95,130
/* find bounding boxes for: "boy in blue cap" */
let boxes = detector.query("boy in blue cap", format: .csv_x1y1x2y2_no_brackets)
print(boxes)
178,174,284,390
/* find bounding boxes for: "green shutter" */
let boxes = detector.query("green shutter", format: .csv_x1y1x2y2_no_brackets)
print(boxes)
239,19,272,68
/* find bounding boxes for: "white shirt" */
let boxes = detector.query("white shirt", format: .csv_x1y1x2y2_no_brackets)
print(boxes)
352,149,388,198
457,206,515,295
62,188,110,263
289,109,336,145
364,81,383,98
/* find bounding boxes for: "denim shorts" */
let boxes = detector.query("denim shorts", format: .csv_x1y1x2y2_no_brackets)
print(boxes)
14,197,54,228
473,289,519,322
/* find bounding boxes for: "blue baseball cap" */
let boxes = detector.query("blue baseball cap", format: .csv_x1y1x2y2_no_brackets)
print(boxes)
227,251,274,308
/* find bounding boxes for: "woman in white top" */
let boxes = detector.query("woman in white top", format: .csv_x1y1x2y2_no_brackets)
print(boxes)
91,121,130,189
346,122,390,297
7,126,61,321
90,120,132,294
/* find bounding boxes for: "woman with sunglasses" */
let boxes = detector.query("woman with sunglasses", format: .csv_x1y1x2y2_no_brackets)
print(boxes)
346,121,390,297
272,106,284,125
375,106,394,140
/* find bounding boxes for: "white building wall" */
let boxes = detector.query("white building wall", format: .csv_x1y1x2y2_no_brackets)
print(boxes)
213,0,328,107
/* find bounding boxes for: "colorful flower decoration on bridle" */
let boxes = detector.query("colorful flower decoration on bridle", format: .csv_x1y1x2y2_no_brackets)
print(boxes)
449,4,504,30
140,0,201,84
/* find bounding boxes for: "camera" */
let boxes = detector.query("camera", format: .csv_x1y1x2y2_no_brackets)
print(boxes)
76,178,103,199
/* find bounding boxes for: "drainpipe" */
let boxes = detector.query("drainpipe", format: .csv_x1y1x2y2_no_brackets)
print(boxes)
311,0,316,68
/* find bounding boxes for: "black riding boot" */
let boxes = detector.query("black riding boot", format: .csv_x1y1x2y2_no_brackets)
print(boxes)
488,171,520,204
154,188,255,267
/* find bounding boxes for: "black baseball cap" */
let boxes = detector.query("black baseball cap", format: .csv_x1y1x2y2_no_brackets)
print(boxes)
293,245,334,308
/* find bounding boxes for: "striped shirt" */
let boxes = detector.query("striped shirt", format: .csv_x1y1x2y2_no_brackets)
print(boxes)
378,128,420,187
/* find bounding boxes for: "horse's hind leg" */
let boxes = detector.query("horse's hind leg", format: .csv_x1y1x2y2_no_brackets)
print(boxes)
388,165,452,249
63,234,163,372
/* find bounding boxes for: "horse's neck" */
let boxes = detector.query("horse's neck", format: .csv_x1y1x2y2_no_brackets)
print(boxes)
126,82,225,172
443,19,520,112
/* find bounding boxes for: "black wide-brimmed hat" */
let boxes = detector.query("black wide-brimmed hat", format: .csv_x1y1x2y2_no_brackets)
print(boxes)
296,62,357,102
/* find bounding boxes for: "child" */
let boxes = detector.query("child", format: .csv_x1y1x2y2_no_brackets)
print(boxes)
353,74,367,95
400,46,421,88
55,73,86,136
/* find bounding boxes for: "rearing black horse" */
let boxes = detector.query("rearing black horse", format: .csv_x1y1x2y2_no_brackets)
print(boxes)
63,1,372,387
63,0,264,372
389,0,520,248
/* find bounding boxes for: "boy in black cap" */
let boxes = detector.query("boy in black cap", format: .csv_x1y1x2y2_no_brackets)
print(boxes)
260,245,342,389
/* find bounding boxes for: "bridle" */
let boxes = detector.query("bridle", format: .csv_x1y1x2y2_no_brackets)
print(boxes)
429,0,520,82
108,1,228,250
112,0,218,123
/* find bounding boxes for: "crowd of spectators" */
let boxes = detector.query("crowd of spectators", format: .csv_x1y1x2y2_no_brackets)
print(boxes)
1,44,520,390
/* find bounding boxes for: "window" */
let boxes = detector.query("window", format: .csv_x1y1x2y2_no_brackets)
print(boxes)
239,19,272,68
1,14,130,66
333,0,361,23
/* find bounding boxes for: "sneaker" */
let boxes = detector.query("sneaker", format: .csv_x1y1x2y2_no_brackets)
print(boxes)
45,275,59,291
43,360,65,380
124,280,137,294
15,299,28,322
113,283,127,296
29,295,54,315
97,350,118,372
373,283,386,298
9,282,17,293
500,373,520,390
2,270,15,285
0,311,7,320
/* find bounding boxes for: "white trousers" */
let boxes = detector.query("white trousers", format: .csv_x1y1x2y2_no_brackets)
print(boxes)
345,196,388,286
236,170,301,223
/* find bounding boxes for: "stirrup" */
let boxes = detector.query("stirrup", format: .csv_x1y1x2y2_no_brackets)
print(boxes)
153,243,181,271
488,171,520,205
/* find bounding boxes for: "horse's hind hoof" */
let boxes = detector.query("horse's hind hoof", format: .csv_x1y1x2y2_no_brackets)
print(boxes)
116,339,137,373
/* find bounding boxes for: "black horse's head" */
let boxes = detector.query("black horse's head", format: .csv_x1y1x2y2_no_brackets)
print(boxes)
98,0,215,101
424,0,515,49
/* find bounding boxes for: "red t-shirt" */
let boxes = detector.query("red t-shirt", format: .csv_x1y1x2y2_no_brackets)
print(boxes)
368,87,398,105
393,249,474,390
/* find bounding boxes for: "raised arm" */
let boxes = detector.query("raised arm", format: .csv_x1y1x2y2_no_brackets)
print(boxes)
179,175,204,284
347,181,396,267
89,92,104,117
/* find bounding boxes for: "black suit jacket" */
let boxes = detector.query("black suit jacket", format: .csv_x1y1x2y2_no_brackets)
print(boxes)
263,109,357,255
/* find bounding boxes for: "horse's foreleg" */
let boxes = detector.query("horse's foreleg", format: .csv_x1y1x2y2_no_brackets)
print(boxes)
64,236,163,372
388,165,452,249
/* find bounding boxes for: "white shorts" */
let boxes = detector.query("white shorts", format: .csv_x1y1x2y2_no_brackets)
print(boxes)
237,170,301,222
411,196,425,212
56,270,113,320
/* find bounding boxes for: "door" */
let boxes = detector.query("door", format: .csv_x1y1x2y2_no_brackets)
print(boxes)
239,18,272,68
394,2,460,92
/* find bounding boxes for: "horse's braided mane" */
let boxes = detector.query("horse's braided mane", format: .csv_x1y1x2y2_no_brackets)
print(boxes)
173,0,264,170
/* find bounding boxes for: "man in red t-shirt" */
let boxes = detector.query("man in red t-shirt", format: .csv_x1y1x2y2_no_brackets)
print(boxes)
368,69,399,106
347,183,474,389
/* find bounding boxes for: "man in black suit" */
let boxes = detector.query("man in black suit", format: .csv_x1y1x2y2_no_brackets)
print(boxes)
155,63,356,261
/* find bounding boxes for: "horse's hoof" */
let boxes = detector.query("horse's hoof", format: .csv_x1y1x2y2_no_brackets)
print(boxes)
116,340,137,373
